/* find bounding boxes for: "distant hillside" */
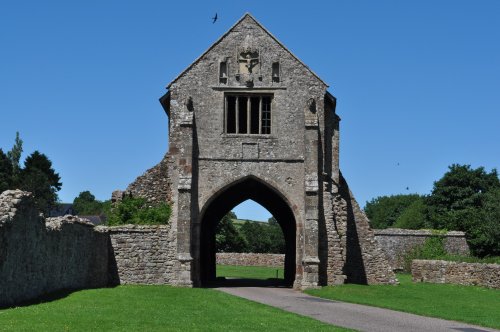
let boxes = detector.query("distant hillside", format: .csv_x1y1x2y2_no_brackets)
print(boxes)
231,218,268,229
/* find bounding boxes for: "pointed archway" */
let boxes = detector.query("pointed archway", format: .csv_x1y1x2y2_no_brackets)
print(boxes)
198,176,296,286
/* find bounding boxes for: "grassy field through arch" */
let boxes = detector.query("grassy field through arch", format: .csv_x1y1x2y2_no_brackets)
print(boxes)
216,264,284,280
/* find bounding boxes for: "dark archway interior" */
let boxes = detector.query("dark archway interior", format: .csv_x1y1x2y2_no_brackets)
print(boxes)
200,177,296,286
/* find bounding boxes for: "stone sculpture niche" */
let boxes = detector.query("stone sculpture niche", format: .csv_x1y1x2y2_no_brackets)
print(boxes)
236,34,261,87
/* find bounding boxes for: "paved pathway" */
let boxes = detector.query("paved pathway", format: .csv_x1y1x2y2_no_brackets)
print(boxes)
217,285,499,332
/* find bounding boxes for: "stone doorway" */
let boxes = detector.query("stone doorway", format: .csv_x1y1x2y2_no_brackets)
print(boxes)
197,176,296,287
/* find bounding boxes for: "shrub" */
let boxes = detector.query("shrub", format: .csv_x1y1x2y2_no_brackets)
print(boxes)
402,236,447,272
106,196,171,226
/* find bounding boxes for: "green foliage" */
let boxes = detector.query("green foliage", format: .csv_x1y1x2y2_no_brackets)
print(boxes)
365,164,500,257
393,197,427,229
216,212,248,252
239,221,271,253
215,213,285,254
267,216,286,253
306,274,500,329
0,149,13,193
6,131,23,179
239,218,285,254
73,190,105,215
365,194,423,229
402,236,447,272
106,196,171,226
426,164,500,257
427,164,499,215
1,134,62,215
18,151,62,214
464,188,500,257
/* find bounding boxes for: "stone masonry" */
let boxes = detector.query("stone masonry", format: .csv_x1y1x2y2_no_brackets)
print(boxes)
0,190,109,307
412,259,500,289
216,253,284,267
127,13,397,289
374,228,470,270
105,225,177,285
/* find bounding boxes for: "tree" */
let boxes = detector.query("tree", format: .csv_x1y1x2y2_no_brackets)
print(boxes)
474,188,500,256
19,151,62,214
240,221,272,253
426,164,500,256
393,197,427,229
73,191,104,215
216,212,247,252
267,217,285,253
427,165,499,222
6,131,23,182
364,194,423,229
0,149,13,193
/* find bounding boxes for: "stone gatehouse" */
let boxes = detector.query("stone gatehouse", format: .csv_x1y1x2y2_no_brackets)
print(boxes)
127,13,396,289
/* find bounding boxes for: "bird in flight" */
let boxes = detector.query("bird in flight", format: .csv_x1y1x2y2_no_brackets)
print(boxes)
212,13,218,23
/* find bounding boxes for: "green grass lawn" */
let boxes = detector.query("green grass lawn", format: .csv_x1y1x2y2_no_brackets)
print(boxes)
217,264,284,280
0,286,351,331
306,273,500,329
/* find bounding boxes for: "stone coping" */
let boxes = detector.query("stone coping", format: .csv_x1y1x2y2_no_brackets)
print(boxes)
374,228,465,237
96,224,170,233
414,259,500,268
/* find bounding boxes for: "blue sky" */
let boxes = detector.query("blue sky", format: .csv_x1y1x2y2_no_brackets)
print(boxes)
1,1,499,221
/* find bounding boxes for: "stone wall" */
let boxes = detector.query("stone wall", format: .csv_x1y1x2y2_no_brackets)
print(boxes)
336,174,398,285
216,253,284,267
125,153,172,204
0,190,109,307
374,229,470,270
105,224,177,285
412,259,500,289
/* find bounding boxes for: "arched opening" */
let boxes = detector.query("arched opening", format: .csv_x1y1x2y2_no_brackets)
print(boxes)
215,201,286,282
199,177,296,287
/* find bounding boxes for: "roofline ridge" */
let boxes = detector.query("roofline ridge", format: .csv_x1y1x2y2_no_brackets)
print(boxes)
166,13,328,89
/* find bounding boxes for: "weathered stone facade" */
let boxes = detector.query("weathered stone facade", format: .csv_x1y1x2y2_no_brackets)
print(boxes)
216,253,284,267
126,13,397,289
412,260,500,289
374,229,470,270
105,225,177,285
126,154,172,204
0,190,109,307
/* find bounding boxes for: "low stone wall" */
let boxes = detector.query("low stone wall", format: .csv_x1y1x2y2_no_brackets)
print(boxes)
216,253,285,267
412,259,500,289
374,228,470,270
104,225,177,285
0,190,109,307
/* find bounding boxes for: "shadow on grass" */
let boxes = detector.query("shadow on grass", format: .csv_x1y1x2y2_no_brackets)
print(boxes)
0,285,118,310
